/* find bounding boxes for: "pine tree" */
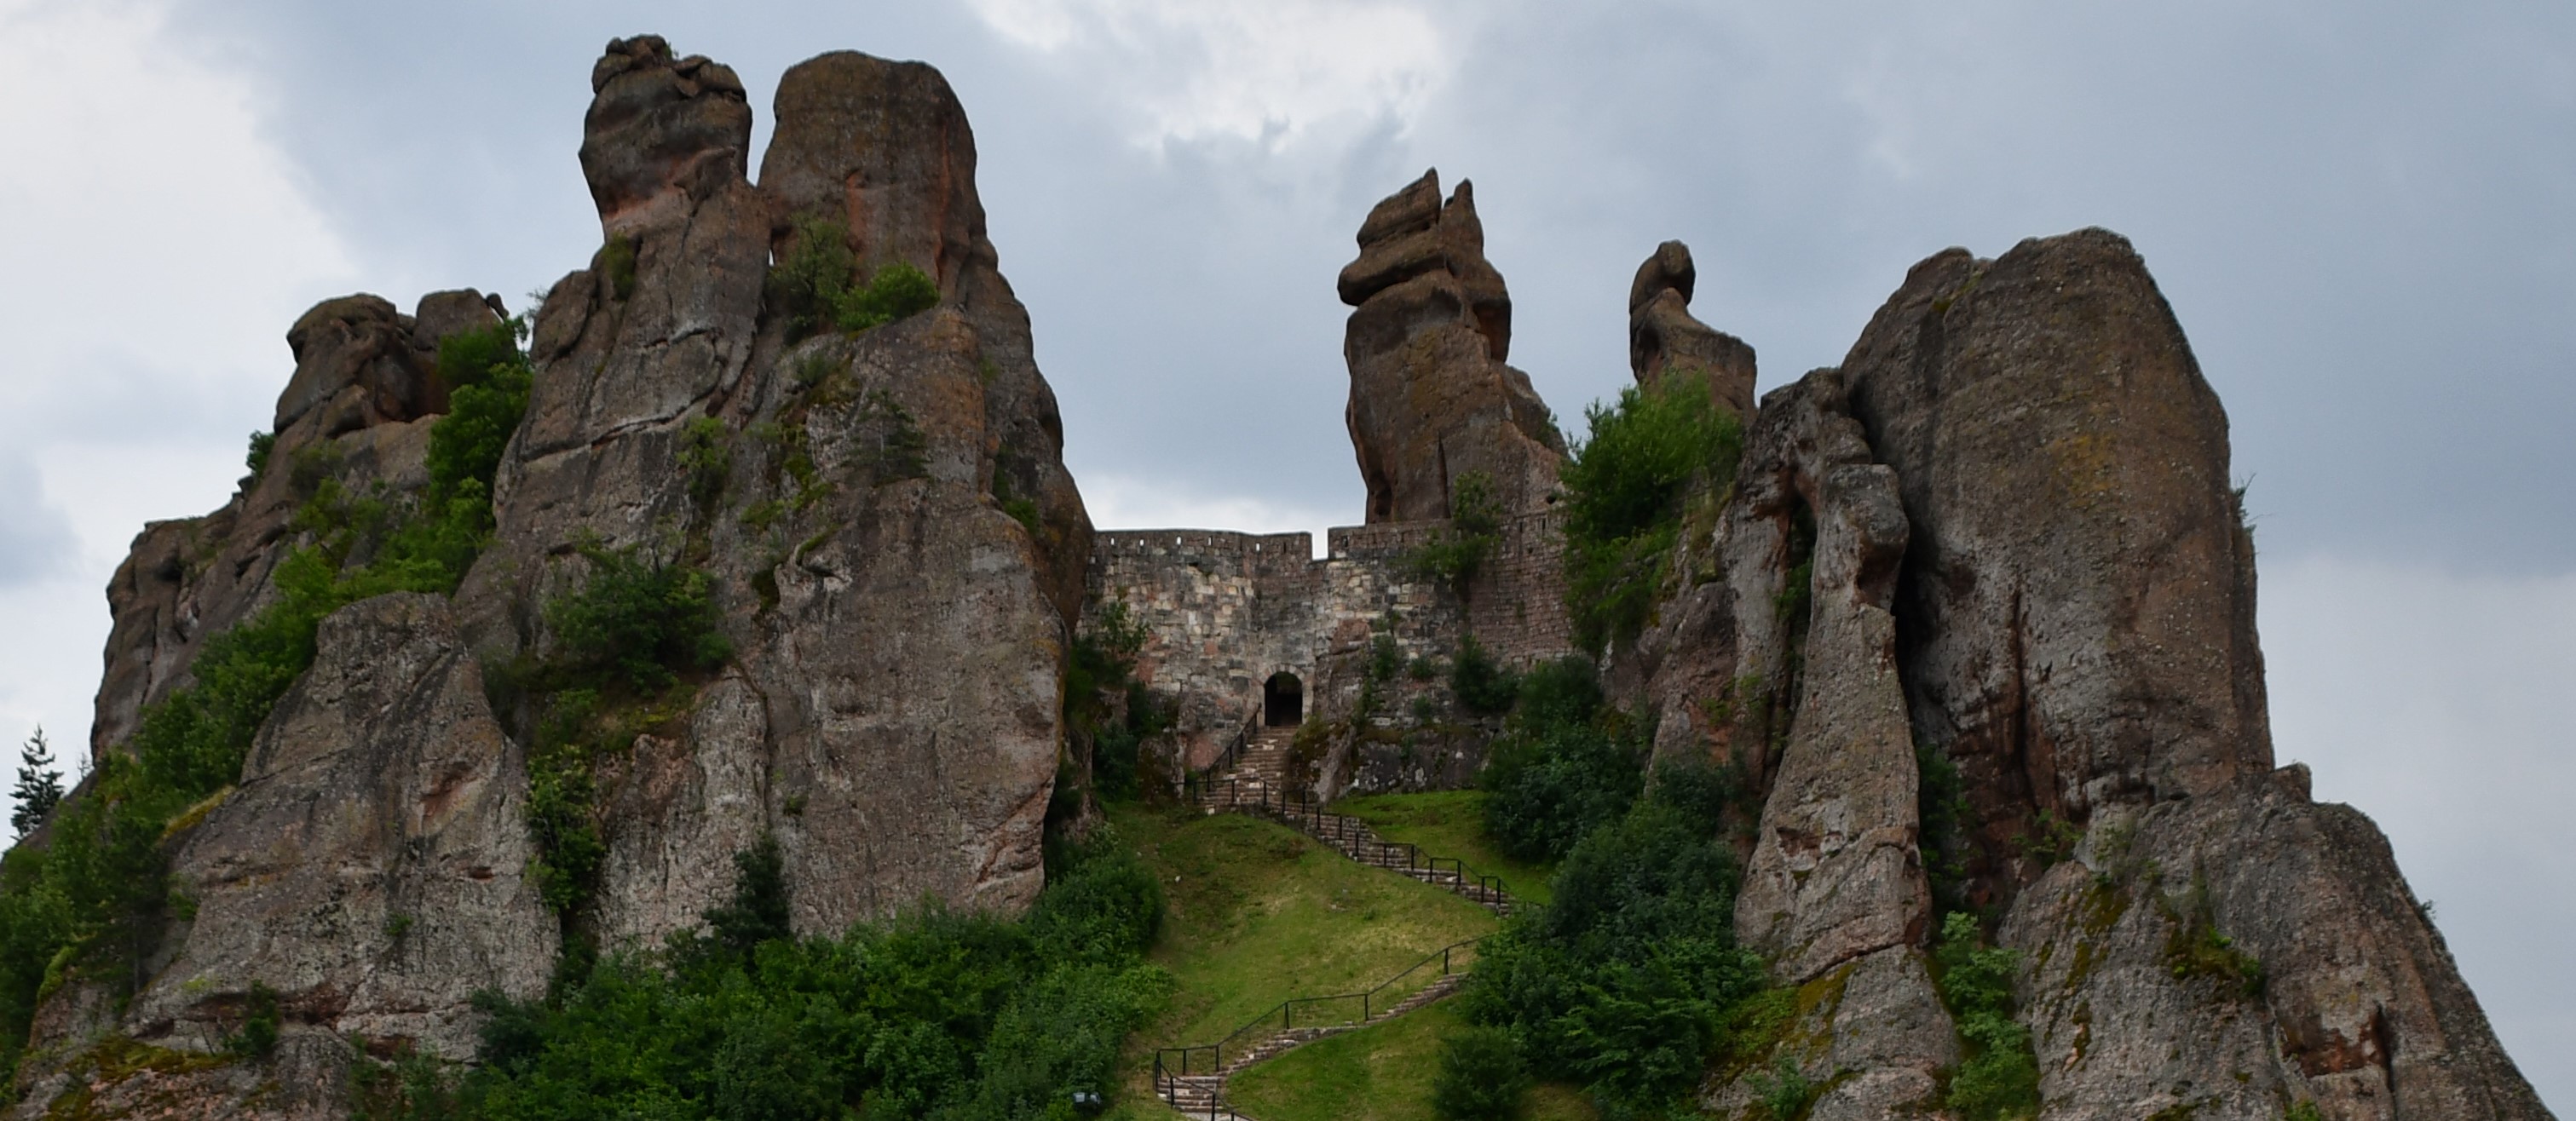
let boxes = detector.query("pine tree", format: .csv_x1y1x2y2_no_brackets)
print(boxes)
11,727,63,838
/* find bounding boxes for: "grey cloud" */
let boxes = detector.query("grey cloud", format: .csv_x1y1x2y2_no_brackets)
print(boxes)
0,456,76,588
171,0,2576,570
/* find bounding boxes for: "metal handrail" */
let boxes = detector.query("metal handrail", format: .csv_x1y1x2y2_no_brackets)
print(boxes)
1154,933,1494,1118
1156,750,1526,1118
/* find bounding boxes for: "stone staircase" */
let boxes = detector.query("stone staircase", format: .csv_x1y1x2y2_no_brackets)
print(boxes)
1199,727,1513,918
1157,974,1468,1119
1152,727,1526,1118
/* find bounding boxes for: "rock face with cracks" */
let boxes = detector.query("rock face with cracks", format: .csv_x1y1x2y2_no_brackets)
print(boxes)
37,35,1091,1116
475,37,1084,943
1340,169,1564,522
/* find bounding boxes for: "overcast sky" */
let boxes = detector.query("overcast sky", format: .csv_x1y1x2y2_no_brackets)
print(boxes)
0,0,2567,1104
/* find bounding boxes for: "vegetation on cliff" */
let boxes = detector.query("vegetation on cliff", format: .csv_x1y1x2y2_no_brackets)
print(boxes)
0,318,532,1075
1413,653,1772,1119
1559,372,1742,654
769,215,942,341
365,833,1167,1120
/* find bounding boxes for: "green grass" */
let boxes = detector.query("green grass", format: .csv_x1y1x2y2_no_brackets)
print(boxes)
1332,790,1559,905
1228,1001,1598,1121
1114,804,1501,1044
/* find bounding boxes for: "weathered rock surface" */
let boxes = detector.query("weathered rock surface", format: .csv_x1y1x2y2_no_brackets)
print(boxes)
757,49,1091,624
2003,779,2552,1120
1627,240,1755,420
1727,371,1925,982
1689,371,1951,1116
1810,228,2551,1117
1341,170,1563,522
92,290,501,758
1839,228,2271,897
130,593,553,1060
579,36,752,233
464,40,1084,942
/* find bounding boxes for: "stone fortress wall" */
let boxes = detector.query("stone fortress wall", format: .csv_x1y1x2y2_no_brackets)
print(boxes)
1082,510,1574,771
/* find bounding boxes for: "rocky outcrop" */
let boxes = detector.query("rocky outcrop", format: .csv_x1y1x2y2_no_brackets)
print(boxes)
1803,228,2550,1118
579,36,752,233
1839,229,2271,897
92,290,501,758
1340,170,1563,522
757,49,1091,623
1726,371,1924,980
462,39,1084,942
129,594,553,1059
1691,371,1952,1116
1627,240,1755,421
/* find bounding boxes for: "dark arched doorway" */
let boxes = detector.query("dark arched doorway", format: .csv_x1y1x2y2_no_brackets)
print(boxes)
1264,672,1304,727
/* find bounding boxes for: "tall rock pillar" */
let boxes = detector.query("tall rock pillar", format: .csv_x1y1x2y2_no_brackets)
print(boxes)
1340,170,1564,522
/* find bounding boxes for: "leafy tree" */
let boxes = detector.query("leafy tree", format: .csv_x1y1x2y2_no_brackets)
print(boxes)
705,834,793,959
1559,372,1743,653
1933,912,2040,1119
1449,635,1519,717
1432,1025,1530,1121
10,728,62,838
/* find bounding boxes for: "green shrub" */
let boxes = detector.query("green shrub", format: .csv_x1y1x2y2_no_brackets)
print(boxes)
1432,1025,1530,1121
1559,372,1743,653
1465,796,1765,1115
243,429,276,483
1449,635,1519,717
1064,603,1167,808
678,416,730,509
11,728,62,838
704,835,792,960
766,215,942,340
834,263,941,334
432,842,1169,1121
769,216,857,339
424,319,534,549
544,539,731,696
2162,872,2264,998
223,981,281,1060
1751,1055,1817,1119
601,233,638,300
1916,741,1972,918
1933,912,2040,1120
1407,471,1503,595
1480,719,1641,864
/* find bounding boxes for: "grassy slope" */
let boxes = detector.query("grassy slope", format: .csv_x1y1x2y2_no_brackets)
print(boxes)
1101,802,1501,1118
1331,790,1558,905
1230,1002,1599,1121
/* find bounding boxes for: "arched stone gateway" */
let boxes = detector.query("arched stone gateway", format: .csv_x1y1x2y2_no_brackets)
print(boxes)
1263,672,1305,727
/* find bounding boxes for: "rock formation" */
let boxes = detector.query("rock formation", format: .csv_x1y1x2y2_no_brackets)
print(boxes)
92,291,501,758
1627,239,1756,420
1829,229,2547,1119
1663,229,2553,1118
476,36,1085,940
130,595,554,1060
1340,170,1564,522
30,36,1093,1114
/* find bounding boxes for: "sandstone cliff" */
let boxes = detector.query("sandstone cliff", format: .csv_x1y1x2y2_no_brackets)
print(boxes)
1651,229,2550,1119
1340,170,1565,522
20,36,1091,1115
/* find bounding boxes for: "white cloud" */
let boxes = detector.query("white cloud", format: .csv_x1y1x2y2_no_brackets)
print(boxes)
2260,555,2576,1104
962,0,1461,148
0,0,354,765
